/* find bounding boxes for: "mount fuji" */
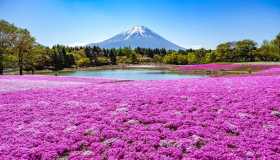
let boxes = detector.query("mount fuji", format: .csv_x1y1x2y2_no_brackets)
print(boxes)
87,26,184,50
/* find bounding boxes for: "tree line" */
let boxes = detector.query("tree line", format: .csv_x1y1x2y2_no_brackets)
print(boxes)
0,19,279,75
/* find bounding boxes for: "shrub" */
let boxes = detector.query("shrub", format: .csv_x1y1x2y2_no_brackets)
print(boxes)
163,52,188,64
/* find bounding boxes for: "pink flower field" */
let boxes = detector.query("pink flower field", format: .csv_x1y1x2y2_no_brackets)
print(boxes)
1,74,280,159
177,64,243,71
254,67,280,76
177,63,280,72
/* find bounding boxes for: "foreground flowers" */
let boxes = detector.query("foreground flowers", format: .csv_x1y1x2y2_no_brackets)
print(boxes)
0,74,280,159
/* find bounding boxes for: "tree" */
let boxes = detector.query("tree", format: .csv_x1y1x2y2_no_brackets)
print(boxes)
129,53,139,64
272,33,280,57
176,54,188,64
257,41,278,61
257,35,280,61
72,50,90,67
96,56,110,65
204,51,216,63
84,46,95,66
215,42,233,62
109,49,117,65
64,53,75,67
163,52,177,64
24,44,47,74
235,40,257,62
153,54,163,63
0,20,17,74
135,47,144,55
14,28,35,75
51,46,64,71
194,48,208,63
61,46,75,68
159,48,167,56
187,52,198,64
163,52,188,64
92,46,101,66
119,47,133,57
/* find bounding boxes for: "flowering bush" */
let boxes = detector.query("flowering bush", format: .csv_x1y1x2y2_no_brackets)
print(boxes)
0,75,280,159
254,67,280,76
177,63,280,72
177,63,243,71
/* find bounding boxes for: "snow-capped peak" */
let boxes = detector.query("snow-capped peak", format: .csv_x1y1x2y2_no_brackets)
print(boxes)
125,26,148,40
127,26,146,35
88,25,184,50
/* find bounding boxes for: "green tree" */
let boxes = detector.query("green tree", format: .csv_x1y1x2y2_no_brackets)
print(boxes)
257,38,280,61
153,54,163,63
163,52,178,64
163,52,188,64
129,53,139,64
24,44,48,74
235,40,257,62
92,46,101,66
96,56,110,65
72,50,90,67
84,46,95,66
64,53,75,67
119,47,133,57
194,48,207,63
187,52,198,64
204,51,216,63
215,42,233,62
272,33,280,58
109,49,117,65
0,20,17,74
14,28,35,75
51,46,64,71
257,41,274,61
176,54,188,64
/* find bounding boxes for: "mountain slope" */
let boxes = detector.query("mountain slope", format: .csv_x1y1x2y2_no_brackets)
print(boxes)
87,26,184,50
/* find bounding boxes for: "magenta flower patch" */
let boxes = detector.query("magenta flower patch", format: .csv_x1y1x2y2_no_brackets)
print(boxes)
177,63,243,71
177,63,280,72
0,75,280,159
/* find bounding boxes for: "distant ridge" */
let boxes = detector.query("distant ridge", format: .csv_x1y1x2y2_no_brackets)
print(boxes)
87,26,184,50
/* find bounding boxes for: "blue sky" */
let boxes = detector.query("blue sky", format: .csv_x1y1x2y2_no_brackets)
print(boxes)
0,0,279,49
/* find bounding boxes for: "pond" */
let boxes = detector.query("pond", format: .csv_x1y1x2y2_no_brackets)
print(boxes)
59,69,208,80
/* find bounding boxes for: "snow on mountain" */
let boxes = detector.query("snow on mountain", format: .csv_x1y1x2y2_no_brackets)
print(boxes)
87,26,184,50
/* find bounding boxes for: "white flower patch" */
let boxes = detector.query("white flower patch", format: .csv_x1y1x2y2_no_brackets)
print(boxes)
238,112,252,119
82,150,93,156
37,101,50,108
115,107,128,112
0,79,86,93
159,139,178,147
64,125,77,133
102,138,118,146
271,110,280,118
84,127,98,136
126,119,139,125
